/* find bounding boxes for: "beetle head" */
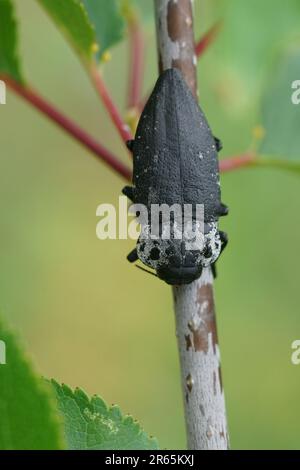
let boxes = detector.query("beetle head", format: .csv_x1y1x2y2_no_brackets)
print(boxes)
137,221,221,285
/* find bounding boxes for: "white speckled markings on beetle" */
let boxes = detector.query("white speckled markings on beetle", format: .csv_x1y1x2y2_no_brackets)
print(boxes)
173,269,229,450
136,221,221,273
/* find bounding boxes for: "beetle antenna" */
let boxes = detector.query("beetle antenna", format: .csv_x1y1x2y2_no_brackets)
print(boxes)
135,265,158,277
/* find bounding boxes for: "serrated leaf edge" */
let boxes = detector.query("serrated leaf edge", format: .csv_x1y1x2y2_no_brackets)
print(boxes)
50,379,159,448
36,0,98,66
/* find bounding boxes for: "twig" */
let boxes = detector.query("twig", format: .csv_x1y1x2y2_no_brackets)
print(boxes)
127,15,145,110
138,21,220,112
219,153,256,172
155,0,197,98
3,76,131,181
2,74,260,182
154,0,229,450
89,64,133,144
195,22,222,57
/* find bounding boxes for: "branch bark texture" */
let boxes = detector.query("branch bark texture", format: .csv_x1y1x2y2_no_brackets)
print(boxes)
154,0,229,450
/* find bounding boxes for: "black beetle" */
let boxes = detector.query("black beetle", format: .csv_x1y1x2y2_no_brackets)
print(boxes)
123,68,228,285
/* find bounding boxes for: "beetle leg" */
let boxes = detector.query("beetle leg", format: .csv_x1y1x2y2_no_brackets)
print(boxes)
211,263,217,279
218,203,229,217
126,140,135,152
122,186,135,202
214,136,223,152
127,248,138,263
211,231,228,279
219,231,228,254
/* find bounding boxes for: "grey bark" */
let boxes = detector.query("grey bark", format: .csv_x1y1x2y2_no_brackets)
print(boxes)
154,0,229,450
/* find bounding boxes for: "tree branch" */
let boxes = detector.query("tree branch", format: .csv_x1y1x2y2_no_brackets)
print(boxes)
219,153,256,172
154,0,229,450
3,76,131,181
2,74,259,184
127,15,145,110
195,22,221,58
138,20,220,113
155,0,197,98
89,64,134,144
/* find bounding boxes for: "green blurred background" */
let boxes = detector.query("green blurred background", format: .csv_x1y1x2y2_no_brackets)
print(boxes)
0,0,300,449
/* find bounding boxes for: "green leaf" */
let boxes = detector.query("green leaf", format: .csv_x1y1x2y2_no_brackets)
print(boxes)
0,0,23,82
0,320,63,450
82,0,125,60
52,380,159,450
212,0,300,106
258,49,300,172
36,0,96,65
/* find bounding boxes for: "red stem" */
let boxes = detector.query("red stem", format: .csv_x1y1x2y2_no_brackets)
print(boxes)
2,76,257,178
3,76,132,181
90,64,133,144
219,153,256,173
127,18,145,109
195,22,222,57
